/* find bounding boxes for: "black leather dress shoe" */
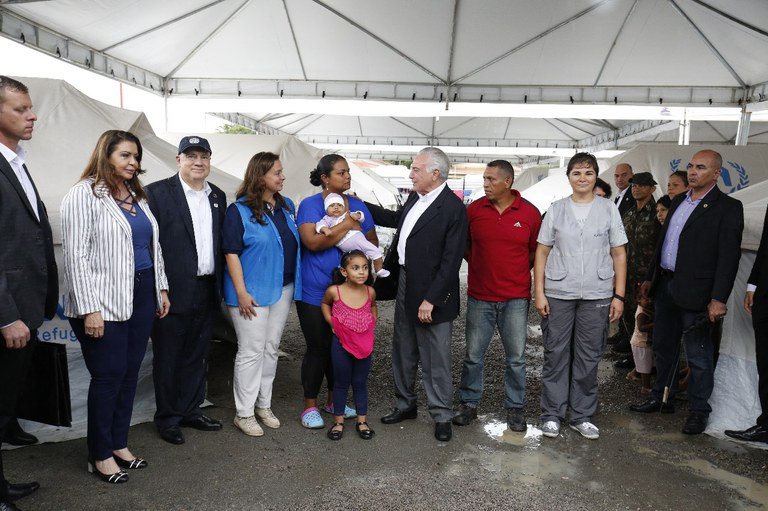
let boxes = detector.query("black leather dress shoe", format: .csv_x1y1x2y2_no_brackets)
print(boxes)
380,408,417,424
434,422,452,442
614,357,635,369
159,426,185,445
452,404,477,426
1,481,39,502
724,424,768,443
180,415,222,431
2,421,37,446
0,500,21,511
629,398,674,414
682,412,708,435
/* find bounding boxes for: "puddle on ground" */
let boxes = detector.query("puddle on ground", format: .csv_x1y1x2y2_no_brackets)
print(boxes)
610,414,647,434
482,420,543,449
450,442,581,488
667,458,768,510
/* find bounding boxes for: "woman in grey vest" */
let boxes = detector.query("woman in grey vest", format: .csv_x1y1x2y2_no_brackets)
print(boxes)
534,153,627,440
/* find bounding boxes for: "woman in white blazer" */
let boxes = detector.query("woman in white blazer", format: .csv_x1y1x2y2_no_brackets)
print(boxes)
61,130,170,484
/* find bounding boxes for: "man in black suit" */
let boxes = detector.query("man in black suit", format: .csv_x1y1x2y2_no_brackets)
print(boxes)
365,147,468,442
145,136,227,445
725,206,768,444
0,76,58,510
630,150,743,435
614,163,636,217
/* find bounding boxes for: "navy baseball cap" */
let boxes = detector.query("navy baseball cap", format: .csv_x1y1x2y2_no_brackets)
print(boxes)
178,136,212,155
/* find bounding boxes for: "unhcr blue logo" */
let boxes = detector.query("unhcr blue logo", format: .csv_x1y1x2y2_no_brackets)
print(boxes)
669,159,749,194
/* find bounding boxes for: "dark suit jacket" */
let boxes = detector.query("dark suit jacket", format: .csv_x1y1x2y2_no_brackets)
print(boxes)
0,154,58,330
145,174,227,314
647,185,743,311
0,152,58,415
748,206,768,302
616,189,636,217
365,186,468,324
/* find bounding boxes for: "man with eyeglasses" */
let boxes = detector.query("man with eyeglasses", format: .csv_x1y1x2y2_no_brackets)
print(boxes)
145,136,227,445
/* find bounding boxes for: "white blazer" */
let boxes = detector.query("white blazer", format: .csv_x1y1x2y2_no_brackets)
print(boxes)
61,179,169,321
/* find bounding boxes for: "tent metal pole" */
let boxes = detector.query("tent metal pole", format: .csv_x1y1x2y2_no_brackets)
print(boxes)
735,108,751,146
668,0,746,87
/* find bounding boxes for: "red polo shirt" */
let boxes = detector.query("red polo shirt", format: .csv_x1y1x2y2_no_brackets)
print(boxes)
466,191,542,301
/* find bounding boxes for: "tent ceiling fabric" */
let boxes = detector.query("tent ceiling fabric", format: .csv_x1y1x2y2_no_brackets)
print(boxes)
3,0,767,157
3,0,767,99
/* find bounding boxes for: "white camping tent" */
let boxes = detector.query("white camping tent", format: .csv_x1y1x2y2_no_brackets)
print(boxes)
519,168,572,214
12,77,240,443
602,143,768,198
162,133,400,209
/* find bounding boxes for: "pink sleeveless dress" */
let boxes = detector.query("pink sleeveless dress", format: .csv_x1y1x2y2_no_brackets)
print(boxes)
331,286,375,359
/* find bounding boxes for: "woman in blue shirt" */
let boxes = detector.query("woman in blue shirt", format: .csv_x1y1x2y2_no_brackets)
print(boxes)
222,152,301,437
296,154,378,429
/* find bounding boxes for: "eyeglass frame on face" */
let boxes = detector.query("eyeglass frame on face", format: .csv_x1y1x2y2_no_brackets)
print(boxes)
183,152,211,161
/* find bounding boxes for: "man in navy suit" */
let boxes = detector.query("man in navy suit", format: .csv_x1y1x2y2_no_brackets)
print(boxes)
146,136,227,445
0,76,58,510
365,147,468,442
631,150,743,435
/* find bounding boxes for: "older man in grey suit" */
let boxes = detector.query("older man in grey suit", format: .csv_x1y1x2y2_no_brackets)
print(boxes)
0,76,58,511
365,147,468,442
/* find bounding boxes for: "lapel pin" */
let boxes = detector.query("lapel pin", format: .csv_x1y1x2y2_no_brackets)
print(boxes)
703,204,708,208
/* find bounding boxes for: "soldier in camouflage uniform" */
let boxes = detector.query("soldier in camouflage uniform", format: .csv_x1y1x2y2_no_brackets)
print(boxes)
614,172,661,355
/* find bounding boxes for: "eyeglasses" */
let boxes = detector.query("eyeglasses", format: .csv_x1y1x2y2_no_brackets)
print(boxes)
184,154,210,161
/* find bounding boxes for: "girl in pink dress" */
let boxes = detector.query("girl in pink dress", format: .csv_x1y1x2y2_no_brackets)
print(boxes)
320,250,378,440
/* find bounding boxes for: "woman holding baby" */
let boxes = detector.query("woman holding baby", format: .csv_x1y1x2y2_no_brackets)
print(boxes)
295,154,380,429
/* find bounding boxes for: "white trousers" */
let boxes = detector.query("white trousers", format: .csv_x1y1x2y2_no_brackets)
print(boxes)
229,284,294,417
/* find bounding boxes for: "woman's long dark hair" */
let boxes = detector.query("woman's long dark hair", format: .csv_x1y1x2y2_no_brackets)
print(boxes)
331,250,374,286
309,154,346,187
81,130,147,200
236,152,288,225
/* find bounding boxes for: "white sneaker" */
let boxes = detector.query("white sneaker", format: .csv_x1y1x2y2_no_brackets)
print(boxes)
570,421,599,440
255,408,281,429
234,415,263,437
541,420,560,438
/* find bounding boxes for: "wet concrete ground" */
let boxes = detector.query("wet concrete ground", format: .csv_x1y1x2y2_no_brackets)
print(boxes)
6,280,768,510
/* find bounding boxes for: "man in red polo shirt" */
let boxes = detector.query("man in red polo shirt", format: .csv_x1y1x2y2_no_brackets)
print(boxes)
453,160,541,431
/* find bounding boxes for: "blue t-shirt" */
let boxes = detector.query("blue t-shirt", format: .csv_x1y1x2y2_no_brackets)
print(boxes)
120,202,153,271
296,193,374,306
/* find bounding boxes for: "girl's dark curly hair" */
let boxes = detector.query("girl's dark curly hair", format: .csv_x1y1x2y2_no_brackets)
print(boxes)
331,250,374,286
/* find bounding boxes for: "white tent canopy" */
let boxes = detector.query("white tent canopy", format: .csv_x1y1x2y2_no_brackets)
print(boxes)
2,0,767,161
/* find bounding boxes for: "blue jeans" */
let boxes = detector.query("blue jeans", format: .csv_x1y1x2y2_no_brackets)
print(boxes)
459,296,529,409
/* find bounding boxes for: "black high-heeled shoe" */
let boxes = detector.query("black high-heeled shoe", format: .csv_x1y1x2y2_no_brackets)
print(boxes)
113,455,148,469
327,422,344,440
87,459,129,484
355,421,375,440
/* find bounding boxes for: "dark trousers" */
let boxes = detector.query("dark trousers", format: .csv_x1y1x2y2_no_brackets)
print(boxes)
651,274,714,414
296,301,334,400
331,336,371,416
151,278,215,430
753,298,768,426
71,269,156,460
0,332,36,487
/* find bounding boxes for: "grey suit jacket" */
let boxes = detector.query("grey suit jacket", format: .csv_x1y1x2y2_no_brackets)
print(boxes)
0,151,58,330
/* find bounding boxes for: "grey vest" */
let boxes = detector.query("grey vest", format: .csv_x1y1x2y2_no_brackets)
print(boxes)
543,197,625,300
